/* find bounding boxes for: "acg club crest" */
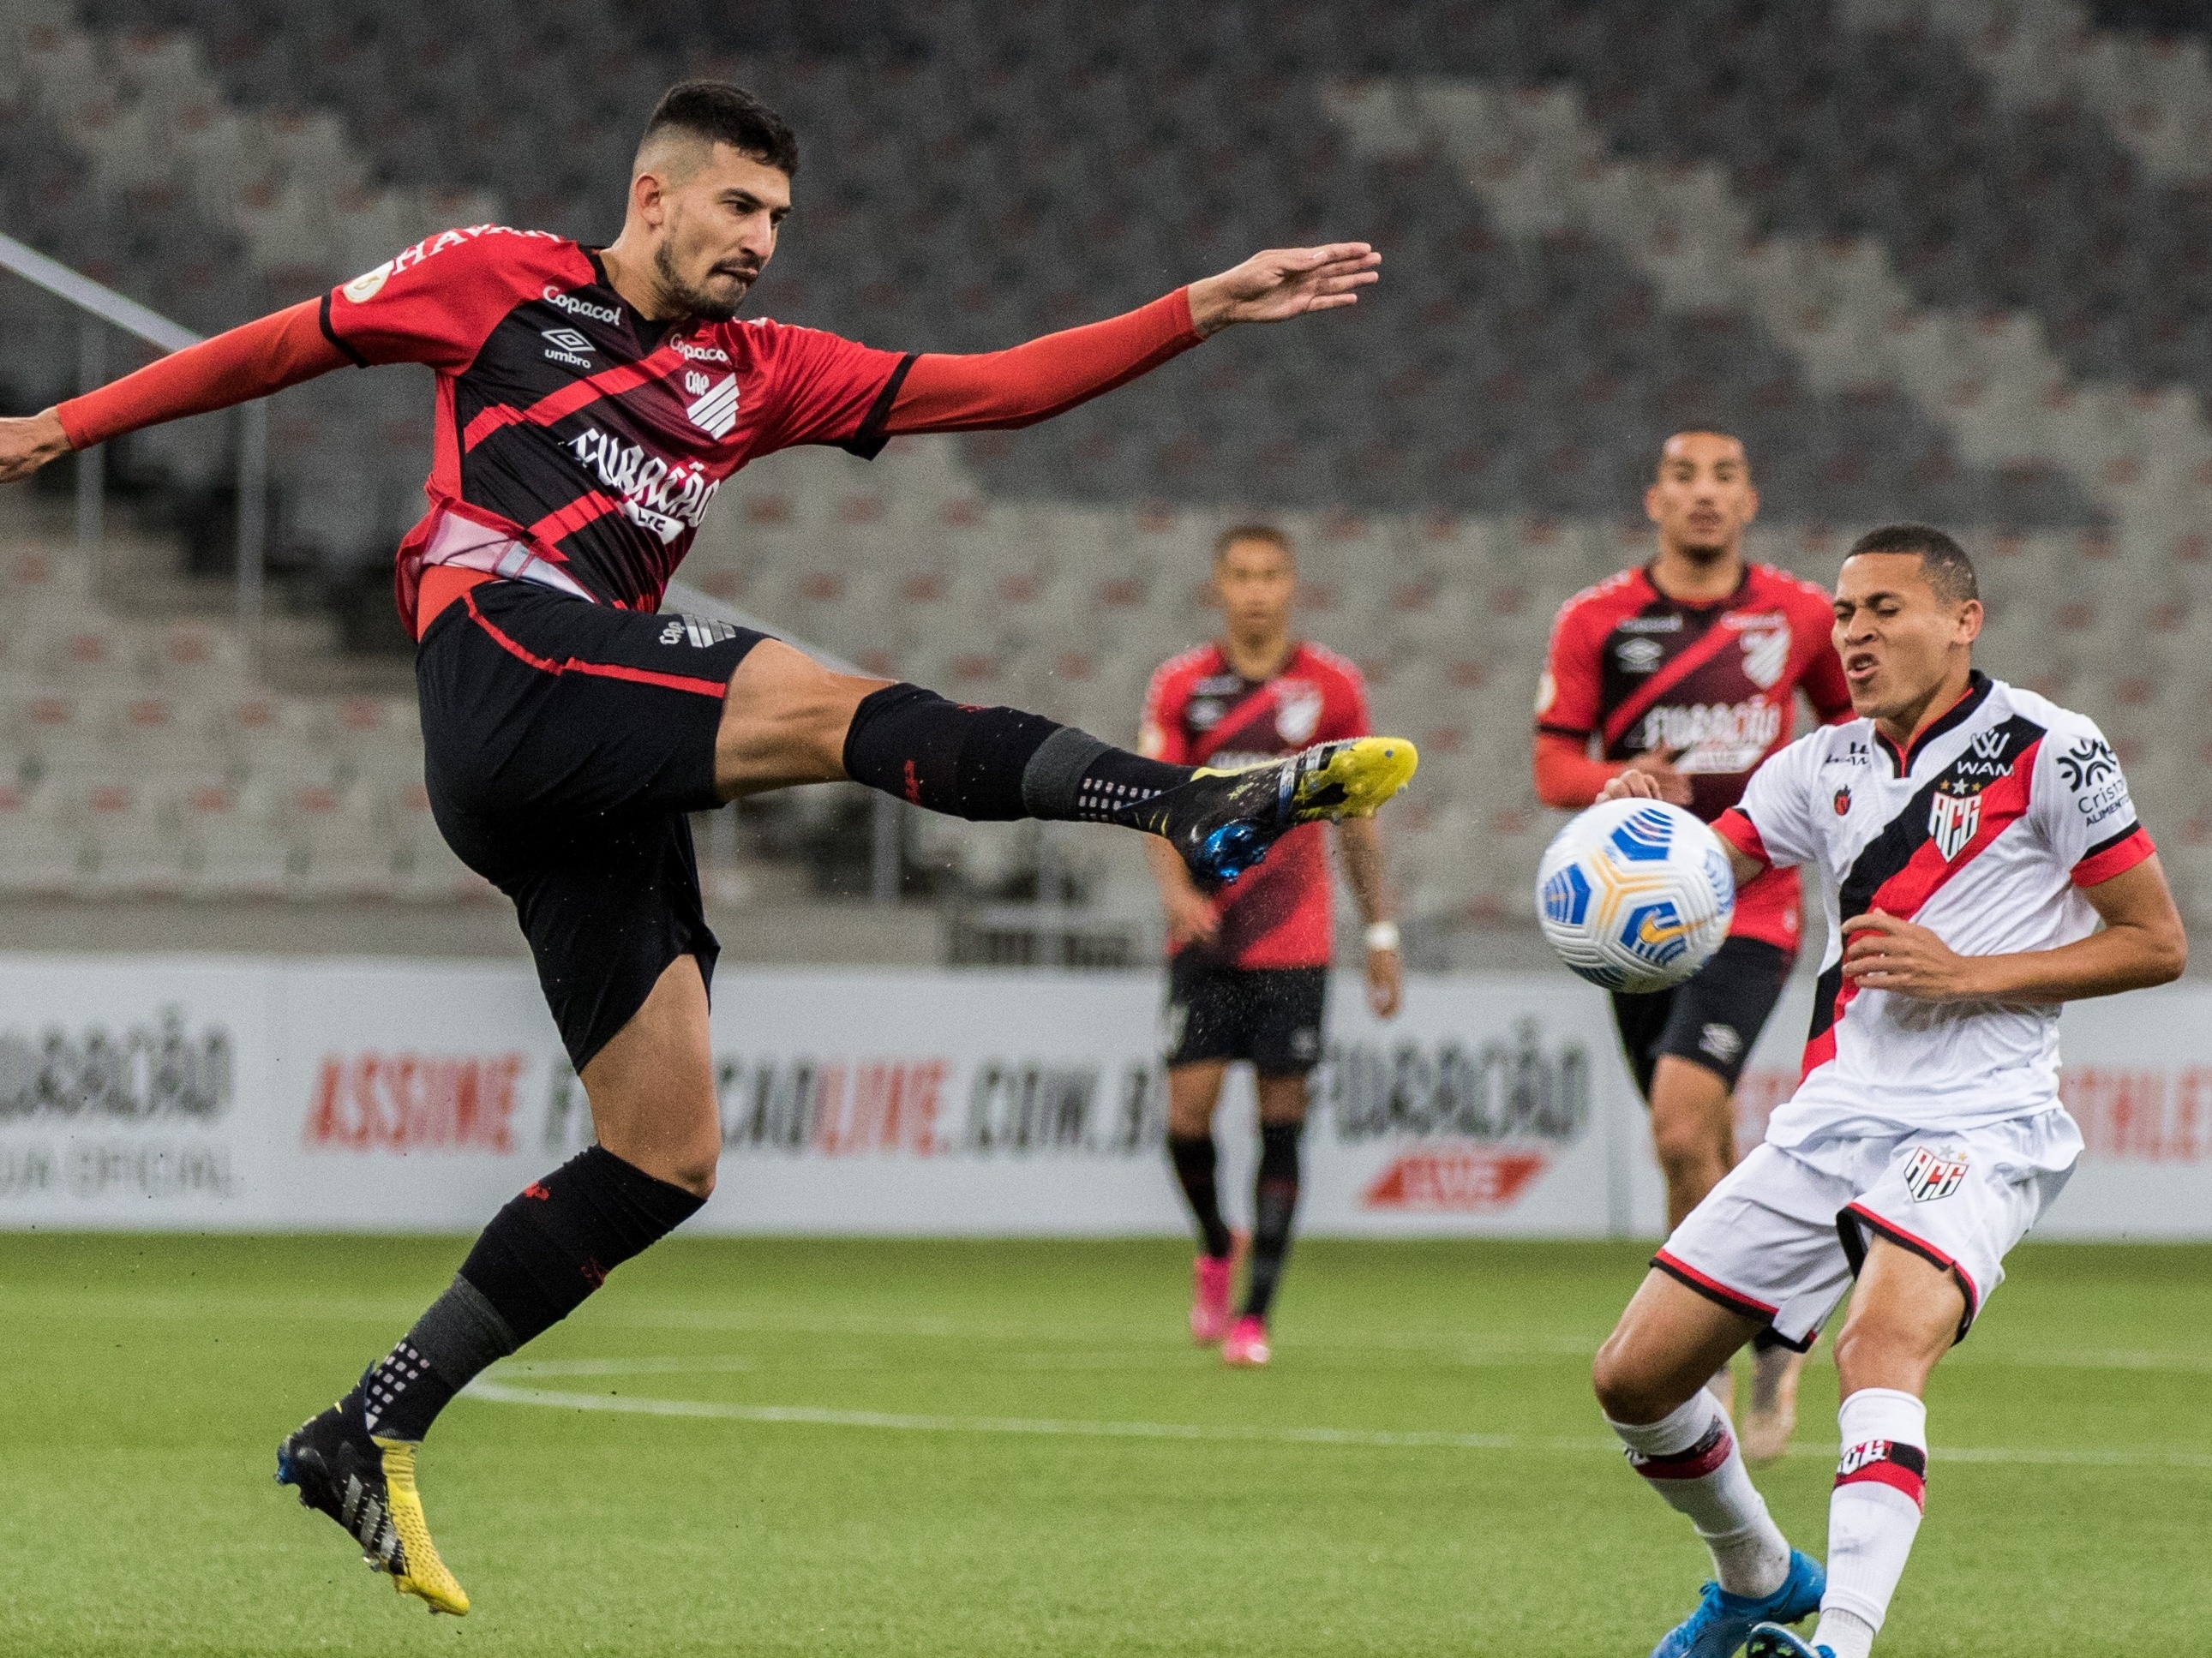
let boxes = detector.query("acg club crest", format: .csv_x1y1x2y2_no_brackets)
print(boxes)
1927,782,1982,862
1902,1144,1969,1202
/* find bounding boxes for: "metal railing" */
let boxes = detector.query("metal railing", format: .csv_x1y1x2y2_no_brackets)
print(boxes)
0,230,269,655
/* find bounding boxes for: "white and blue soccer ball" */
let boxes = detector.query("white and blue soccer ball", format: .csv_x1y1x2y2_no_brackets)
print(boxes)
1534,799,1735,993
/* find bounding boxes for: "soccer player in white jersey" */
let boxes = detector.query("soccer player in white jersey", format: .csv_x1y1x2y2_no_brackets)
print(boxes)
1587,524,2185,1658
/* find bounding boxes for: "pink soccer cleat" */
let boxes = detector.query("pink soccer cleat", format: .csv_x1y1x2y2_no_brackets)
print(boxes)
1221,1314,1271,1368
1190,1253,1234,1345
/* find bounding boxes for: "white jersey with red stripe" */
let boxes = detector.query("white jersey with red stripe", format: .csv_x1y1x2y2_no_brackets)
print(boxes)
1716,671,2155,1140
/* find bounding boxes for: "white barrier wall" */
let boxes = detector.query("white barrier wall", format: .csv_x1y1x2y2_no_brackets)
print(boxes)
0,954,2206,1238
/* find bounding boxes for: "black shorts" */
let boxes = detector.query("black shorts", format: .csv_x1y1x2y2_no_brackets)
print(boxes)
1164,955,1329,1075
1610,936,1790,1099
416,580,766,1069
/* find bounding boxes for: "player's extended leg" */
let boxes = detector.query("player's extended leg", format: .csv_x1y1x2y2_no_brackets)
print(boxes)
1648,1055,1753,1417
1592,1272,1825,1658
710,640,1415,879
278,956,718,1615
1222,1074,1307,1368
1166,1060,1240,1344
1650,1056,1809,1458
1747,1241,1961,1658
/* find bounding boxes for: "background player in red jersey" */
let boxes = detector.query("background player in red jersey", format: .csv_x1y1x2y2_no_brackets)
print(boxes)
1142,525,1401,1368
1534,431,1850,1457
0,83,1416,1612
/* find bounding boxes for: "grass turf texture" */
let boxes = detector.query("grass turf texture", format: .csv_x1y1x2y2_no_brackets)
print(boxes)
2,1236,2208,1657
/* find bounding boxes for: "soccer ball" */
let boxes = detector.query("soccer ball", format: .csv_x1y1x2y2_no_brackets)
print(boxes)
1534,799,1735,992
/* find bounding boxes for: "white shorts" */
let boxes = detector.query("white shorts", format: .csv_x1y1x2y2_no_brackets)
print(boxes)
1656,1107,2083,1347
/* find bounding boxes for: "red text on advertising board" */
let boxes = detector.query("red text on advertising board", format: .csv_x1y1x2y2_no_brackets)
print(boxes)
1363,1147,1548,1211
807,1059,948,1157
2062,1064,2212,1162
304,1051,524,1153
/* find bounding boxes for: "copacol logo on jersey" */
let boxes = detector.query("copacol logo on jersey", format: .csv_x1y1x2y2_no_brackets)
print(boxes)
1323,1019,1589,1212
565,427,720,543
0,1007,236,1202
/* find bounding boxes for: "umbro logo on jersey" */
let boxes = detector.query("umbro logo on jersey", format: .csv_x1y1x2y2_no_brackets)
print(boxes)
686,373,740,439
1616,637,1664,673
542,327,594,368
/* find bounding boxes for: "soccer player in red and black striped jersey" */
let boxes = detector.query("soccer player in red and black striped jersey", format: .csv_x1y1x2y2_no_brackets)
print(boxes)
1141,525,1400,1368
1534,431,1849,1457
0,81,1418,1611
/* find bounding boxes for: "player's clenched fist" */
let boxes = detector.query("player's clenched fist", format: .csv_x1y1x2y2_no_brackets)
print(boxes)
1187,242,1382,336
0,410,70,483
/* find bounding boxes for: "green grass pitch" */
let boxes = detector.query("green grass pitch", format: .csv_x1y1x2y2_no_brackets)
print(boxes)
3,1234,2208,1656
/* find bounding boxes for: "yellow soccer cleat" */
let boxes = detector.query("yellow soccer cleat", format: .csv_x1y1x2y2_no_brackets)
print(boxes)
1135,735,1420,884
277,1400,471,1615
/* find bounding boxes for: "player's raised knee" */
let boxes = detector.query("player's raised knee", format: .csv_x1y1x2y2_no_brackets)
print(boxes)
1591,1330,1674,1424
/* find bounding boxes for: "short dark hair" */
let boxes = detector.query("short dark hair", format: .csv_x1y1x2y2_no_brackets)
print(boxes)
1214,524,1295,563
641,81,800,177
1845,523,1979,605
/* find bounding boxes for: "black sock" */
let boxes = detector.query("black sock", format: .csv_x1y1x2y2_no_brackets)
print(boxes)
842,684,1189,823
1167,1132,1232,1259
1243,1118,1304,1320
356,1146,704,1440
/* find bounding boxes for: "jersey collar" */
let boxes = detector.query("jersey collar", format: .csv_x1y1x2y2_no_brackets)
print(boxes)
1640,559,1749,614
1875,670,1991,777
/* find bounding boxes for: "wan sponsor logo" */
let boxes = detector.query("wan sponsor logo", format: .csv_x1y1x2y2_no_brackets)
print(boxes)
304,1050,525,1153
1325,1020,1588,1212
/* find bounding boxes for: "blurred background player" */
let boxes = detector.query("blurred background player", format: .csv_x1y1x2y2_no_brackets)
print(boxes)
1534,431,1850,1455
1142,524,1401,1368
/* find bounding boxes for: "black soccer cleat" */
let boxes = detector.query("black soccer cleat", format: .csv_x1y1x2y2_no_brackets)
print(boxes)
1129,736,1419,885
276,1394,471,1614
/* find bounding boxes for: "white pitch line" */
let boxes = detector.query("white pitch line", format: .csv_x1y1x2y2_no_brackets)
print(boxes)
461,1380,2212,1469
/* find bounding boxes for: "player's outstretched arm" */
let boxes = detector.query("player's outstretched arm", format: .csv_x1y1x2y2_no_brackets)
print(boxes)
0,299,345,482
1841,856,2187,1004
1184,242,1382,336
882,242,1380,437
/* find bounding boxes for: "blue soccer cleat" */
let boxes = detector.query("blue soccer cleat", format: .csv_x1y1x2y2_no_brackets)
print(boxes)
1130,737,1418,886
1648,1548,1825,1658
1744,1625,1831,1658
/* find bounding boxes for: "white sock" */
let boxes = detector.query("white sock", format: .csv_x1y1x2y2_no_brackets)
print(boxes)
1609,1392,1790,1598
1810,1607,1877,1658
1819,1387,1928,1649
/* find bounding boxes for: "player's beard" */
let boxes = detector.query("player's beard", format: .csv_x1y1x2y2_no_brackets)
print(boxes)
656,239,755,323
